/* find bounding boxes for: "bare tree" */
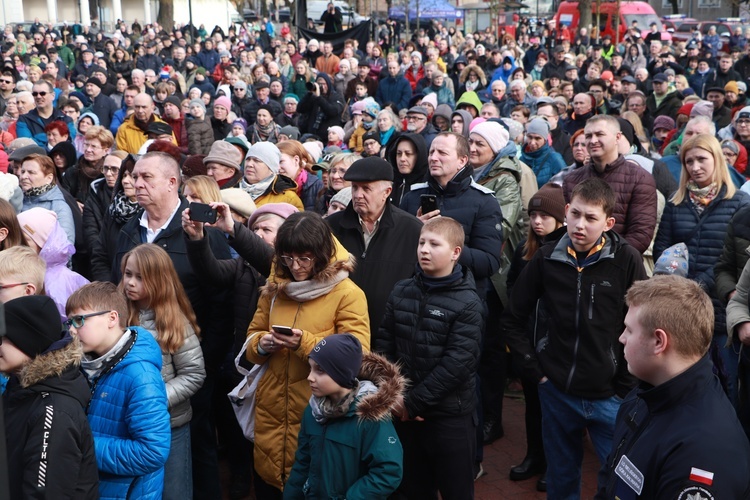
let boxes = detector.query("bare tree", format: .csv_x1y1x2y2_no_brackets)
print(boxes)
578,0,592,36
157,0,174,31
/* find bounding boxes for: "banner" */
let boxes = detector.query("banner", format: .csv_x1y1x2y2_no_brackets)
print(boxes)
297,21,373,55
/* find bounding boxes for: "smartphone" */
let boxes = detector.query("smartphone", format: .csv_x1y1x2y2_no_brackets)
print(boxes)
420,194,438,214
272,325,295,336
189,202,218,224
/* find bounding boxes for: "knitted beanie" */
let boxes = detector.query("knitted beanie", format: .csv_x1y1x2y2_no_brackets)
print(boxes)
245,142,281,174
214,95,232,111
17,207,57,249
470,121,510,154
3,295,64,357
526,117,550,138
528,183,566,224
653,115,676,132
203,140,242,171
309,333,363,389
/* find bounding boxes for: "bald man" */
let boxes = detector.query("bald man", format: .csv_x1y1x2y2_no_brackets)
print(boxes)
115,93,174,153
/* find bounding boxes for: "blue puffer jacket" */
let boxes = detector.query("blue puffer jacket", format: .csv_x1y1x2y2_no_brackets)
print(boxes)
400,166,503,297
520,142,567,186
654,186,750,335
83,327,171,500
375,74,412,111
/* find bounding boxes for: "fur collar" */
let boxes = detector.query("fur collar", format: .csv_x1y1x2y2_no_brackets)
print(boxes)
19,337,83,388
356,352,407,422
261,248,357,299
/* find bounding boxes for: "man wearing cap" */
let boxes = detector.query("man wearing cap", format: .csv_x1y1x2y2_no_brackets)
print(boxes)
85,76,117,129
361,129,381,157
705,87,733,129
646,73,683,122
326,156,422,340
541,45,568,80
405,106,438,149
689,59,716,98
17,80,75,149
230,80,251,118
345,62,377,101
244,81,282,127
71,48,96,81
276,96,300,128
203,140,244,189
115,93,173,154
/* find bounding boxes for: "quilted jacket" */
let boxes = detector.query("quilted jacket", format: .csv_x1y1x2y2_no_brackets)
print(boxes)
82,327,171,500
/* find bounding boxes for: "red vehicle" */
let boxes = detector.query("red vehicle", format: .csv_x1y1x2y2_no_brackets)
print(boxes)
554,1,661,41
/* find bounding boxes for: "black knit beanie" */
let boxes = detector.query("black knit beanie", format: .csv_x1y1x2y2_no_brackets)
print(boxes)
309,333,362,389
2,295,64,357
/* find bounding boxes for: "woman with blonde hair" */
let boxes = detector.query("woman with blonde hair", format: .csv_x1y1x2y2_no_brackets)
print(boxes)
655,134,750,407
289,59,313,99
621,111,651,154
279,52,294,83
183,175,222,204
277,140,324,211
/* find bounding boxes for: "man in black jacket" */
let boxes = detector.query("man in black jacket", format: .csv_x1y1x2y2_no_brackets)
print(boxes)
327,157,422,342
85,77,117,129
537,100,573,164
597,276,750,499
503,178,647,499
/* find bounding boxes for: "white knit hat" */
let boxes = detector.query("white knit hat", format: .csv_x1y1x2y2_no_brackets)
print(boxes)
245,142,281,174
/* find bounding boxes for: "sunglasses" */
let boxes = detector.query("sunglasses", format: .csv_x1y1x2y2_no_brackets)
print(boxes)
0,79,13,84
65,310,110,329
32,91,48,97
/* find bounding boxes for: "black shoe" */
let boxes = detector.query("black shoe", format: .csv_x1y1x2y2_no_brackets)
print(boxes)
509,456,545,481
536,471,547,492
482,420,504,444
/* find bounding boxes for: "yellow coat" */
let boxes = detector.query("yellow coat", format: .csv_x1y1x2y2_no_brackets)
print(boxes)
254,175,305,211
245,240,370,491
115,115,175,154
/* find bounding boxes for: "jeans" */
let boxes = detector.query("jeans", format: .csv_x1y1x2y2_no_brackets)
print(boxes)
714,334,741,409
538,380,621,500
163,423,192,500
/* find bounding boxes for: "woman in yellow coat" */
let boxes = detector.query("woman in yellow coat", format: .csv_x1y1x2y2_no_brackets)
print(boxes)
245,211,370,495
240,141,305,211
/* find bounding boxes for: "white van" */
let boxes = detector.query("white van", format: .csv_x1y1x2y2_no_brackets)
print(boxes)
306,0,369,26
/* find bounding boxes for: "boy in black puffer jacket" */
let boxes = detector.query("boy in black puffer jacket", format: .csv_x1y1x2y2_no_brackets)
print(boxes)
375,216,483,499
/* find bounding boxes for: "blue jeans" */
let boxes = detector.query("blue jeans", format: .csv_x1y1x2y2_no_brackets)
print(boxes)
538,380,621,500
163,423,192,500
714,334,740,409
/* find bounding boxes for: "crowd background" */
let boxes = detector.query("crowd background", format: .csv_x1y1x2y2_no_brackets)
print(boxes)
1,7,750,500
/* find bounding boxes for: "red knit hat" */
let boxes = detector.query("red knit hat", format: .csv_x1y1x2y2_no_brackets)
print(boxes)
678,102,695,117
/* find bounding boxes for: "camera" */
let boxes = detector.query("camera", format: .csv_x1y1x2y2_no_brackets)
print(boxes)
306,82,318,92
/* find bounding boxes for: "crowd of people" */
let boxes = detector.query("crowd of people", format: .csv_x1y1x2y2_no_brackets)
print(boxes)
2,8,750,500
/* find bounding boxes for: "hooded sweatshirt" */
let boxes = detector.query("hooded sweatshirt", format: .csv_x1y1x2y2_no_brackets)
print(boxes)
390,133,429,206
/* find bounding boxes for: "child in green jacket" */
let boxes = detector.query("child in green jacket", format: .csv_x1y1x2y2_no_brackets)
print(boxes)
284,334,404,499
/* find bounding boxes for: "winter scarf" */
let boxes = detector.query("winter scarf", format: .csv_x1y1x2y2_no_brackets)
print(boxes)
686,181,719,214
24,182,55,198
240,174,275,200
309,380,377,423
109,191,140,225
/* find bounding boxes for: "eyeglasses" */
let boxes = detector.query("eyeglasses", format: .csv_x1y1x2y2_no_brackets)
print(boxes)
31,91,48,97
407,115,426,121
65,310,110,329
103,166,120,174
280,255,314,267
0,282,28,290
0,79,13,84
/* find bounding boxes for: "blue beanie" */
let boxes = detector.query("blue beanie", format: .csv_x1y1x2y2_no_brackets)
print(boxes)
309,334,362,389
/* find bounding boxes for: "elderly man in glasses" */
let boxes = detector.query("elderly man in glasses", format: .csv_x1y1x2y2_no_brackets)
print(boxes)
17,80,75,149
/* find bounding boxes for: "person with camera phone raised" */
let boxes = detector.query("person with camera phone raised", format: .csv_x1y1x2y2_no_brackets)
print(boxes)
298,73,346,143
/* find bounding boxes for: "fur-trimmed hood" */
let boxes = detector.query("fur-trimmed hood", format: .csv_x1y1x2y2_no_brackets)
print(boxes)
19,336,83,388
459,64,488,86
262,237,356,298
354,352,407,422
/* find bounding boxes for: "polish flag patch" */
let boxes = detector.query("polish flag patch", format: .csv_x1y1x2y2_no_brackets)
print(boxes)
689,467,714,486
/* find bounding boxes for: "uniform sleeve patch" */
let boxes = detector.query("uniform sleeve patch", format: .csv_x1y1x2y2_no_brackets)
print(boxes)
676,486,715,500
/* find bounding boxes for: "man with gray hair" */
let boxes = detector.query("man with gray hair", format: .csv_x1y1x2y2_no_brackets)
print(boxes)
502,80,536,117
326,156,422,341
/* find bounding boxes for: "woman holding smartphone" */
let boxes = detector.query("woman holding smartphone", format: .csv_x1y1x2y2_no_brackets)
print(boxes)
244,211,370,498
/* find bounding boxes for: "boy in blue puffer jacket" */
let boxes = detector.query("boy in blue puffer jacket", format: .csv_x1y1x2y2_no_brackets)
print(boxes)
67,281,171,500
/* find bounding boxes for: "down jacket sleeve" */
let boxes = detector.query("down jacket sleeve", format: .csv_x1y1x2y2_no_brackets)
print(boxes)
94,366,171,477
165,325,205,409
458,193,503,281
620,169,657,254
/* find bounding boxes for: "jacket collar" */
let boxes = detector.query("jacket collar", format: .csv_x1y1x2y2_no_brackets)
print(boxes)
637,354,714,414
548,229,620,266
427,165,472,195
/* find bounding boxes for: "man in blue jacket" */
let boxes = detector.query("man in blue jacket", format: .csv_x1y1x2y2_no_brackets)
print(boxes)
376,60,412,112
597,275,750,499
17,80,75,148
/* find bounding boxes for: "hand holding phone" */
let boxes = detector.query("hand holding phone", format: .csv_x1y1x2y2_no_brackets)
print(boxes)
189,202,218,224
420,194,438,215
272,325,295,336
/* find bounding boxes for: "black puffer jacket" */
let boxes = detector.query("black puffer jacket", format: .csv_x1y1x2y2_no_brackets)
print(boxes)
3,337,99,499
376,266,483,419
715,204,750,304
